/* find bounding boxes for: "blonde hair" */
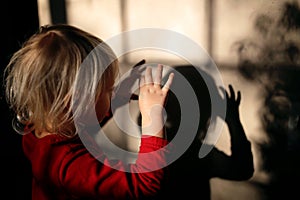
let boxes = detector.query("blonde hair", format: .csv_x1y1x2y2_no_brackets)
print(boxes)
5,24,119,137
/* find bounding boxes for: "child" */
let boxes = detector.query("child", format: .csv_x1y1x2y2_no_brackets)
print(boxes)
5,24,174,200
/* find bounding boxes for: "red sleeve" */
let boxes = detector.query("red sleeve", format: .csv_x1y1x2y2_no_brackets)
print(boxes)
56,136,170,199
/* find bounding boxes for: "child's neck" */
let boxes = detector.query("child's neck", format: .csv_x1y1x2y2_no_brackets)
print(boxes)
34,130,52,138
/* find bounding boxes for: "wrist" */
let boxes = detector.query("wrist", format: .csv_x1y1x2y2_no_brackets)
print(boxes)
141,115,165,138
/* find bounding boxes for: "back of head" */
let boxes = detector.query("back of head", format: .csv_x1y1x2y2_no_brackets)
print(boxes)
5,24,119,137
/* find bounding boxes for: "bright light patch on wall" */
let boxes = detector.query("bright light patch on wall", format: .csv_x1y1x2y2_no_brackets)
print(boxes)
36,0,275,66
125,0,208,64
37,0,51,26
66,0,122,40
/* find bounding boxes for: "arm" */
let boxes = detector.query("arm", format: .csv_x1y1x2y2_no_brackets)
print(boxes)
209,85,254,180
138,65,174,138
58,64,174,199
55,136,170,199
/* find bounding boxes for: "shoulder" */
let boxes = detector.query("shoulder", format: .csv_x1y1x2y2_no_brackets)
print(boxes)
22,132,87,162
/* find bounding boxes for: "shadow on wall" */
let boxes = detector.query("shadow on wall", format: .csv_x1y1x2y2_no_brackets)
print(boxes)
234,1,300,199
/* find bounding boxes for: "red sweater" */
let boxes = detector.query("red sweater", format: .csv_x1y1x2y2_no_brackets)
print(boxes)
23,132,170,200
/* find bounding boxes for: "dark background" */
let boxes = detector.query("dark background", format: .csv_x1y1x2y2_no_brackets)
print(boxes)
1,1,38,199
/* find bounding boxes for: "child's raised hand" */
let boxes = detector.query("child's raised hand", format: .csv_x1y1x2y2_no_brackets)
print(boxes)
139,64,174,137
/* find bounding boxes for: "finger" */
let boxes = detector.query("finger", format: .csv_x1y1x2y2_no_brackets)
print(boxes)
228,84,235,100
236,91,241,105
225,90,229,101
154,64,163,86
139,75,145,87
162,73,174,93
133,59,146,68
145,67,153,84
131,60,146,76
